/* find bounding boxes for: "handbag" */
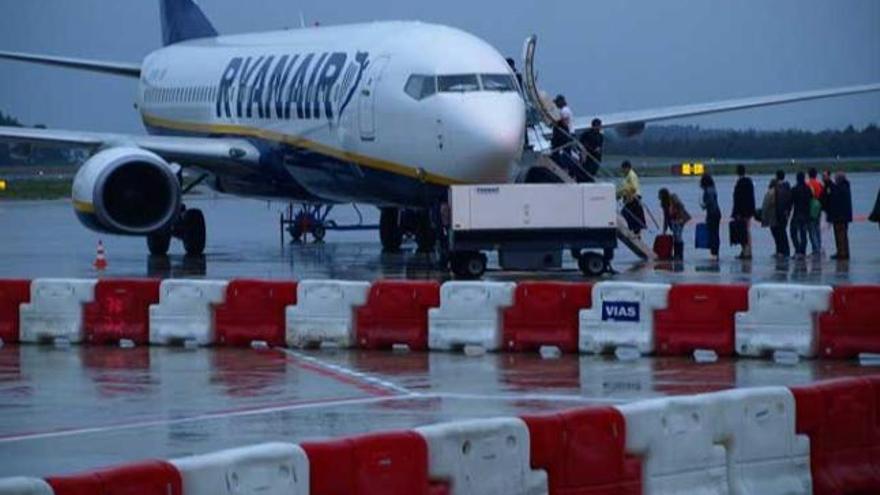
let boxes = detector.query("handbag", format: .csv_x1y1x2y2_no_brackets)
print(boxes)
695,222,710,249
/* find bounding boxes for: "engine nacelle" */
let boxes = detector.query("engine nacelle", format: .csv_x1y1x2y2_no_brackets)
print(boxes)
72,147,181,235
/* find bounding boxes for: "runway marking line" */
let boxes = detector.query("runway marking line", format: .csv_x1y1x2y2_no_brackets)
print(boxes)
276,348,417,397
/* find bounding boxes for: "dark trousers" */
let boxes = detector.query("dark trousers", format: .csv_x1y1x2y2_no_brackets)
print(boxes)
623,199,646,234
833,223,850,259
706,213,721,256
771,225,790,256
790,220,808,256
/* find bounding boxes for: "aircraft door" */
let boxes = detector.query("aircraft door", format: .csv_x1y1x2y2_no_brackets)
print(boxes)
358,56,389,142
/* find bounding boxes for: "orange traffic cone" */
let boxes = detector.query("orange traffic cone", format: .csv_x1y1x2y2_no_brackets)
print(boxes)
94,240,108,270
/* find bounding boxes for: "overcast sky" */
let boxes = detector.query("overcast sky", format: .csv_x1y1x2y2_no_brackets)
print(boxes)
0,0,877,133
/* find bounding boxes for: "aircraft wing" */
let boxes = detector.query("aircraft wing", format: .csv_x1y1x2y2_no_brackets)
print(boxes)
0,125,261,173
572,83,880,136
0,50,141,78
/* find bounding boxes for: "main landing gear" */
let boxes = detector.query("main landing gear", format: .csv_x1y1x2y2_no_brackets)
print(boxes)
379,207,436,253
147,205,206,256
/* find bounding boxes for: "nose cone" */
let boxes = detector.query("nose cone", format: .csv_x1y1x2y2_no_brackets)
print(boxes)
448,94,526,183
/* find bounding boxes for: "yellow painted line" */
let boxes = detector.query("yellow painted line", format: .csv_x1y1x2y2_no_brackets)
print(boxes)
141,113,463,187
73,199,95,213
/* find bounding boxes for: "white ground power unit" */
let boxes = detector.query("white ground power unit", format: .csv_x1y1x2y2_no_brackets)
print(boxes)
448,183,618,278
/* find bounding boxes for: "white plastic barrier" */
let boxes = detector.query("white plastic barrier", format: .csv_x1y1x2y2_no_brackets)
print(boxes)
715,387,811,494
0,478,53,495
19,278,96,344
285,280,370,348
172,443,309,495
415,418,547,495
617,395,727,493
579,282,670,355
149,279,228,346
735,284,832,358
427,282,515,351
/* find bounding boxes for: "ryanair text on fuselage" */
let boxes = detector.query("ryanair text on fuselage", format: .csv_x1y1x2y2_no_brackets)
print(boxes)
215,51,370,122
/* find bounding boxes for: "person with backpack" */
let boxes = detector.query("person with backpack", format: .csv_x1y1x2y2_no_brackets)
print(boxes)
790,172,812,258
659,188,691,260
772,170,793,258
806,168,824,256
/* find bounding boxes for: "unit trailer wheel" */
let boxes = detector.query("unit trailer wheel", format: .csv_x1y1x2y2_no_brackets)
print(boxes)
451,251,486,279
578,251,607,277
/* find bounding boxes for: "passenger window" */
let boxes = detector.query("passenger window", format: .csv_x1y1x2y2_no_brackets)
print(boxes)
404,75,437,101
438,74,479,93
480,74,516,92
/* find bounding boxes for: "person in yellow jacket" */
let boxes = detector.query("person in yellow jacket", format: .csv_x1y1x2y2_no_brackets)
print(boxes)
617,161,646,236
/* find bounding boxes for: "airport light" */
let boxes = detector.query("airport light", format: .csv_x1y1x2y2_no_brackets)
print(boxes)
681,163,693,175
0,179,6,192
694,163,705,175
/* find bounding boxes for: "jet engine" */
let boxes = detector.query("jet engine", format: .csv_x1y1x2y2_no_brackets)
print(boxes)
71,147,181,235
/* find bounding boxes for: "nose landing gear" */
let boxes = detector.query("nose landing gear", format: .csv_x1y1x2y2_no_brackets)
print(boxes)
379,207,438,253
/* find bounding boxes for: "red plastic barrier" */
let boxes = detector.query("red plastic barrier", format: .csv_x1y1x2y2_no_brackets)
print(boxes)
355,280,440,351
302,430,448,494
47,460,182,495
83,279,161,345
792,378,880,494
215,280,297,346
653,284,749,356
0,279,30,344
502,282,592,354
523,407,642,494
818,285,880,359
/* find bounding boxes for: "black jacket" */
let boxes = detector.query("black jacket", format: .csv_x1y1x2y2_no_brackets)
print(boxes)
791,182,812,222
732,176,756,219
826,178,853,224
775,181,793,224
579,129,603,162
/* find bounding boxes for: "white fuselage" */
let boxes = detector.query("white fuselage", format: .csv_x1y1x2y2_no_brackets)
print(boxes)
136,21,526,206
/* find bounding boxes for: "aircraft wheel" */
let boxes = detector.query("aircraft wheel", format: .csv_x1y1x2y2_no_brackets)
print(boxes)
147,231,171,256
379,208,402,252
181,209,206,256
451,251,486,279
578,251,606,277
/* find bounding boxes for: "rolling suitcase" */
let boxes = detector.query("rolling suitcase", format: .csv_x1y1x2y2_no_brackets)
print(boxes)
695,222,710,249
653,234,674,260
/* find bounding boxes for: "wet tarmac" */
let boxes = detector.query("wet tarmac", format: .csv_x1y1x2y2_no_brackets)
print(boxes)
0,173,877,284
0,173,878,477
2,344,879,477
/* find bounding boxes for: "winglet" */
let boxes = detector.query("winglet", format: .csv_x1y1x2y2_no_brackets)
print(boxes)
159,0,218,46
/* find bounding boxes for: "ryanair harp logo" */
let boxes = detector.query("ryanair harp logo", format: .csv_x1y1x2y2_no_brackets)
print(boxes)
215,51,371,122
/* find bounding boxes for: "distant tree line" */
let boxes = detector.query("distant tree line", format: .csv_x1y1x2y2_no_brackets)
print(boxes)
606,124,880,159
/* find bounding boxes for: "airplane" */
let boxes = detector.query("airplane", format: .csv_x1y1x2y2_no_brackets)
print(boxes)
1,0,878,257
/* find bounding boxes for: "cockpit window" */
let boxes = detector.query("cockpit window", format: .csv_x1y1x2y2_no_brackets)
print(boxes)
404,75,437,101
438,74,480,93
480,74,517,92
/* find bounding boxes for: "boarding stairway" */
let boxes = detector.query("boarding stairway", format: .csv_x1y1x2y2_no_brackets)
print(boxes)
516,151,655,261
516,35,654,261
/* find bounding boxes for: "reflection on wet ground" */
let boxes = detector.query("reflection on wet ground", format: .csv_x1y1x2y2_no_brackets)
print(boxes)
1,344,877,477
